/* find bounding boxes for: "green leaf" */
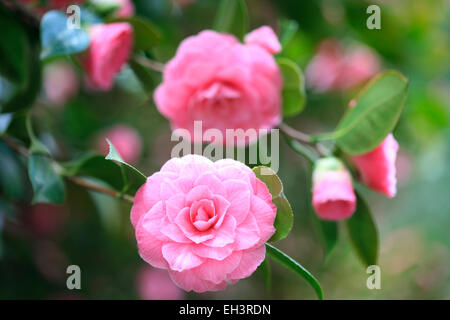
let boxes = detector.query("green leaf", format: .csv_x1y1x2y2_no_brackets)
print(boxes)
105,139,146,194
279,19,299,47
28,154,65,204
258,257,272,291
0,113,13,135
252,166,294,242
213,0,248,40
108,17,161,51
0,10,27,83
0,9,41,113
313,216,338,258
252,166,282,197
40,11,90,60
0,141,29,201
345,192,378,267
332,70,408,154
266,243,323,300
129,58,156,93
26,113,50,156
270,196,294,242
277,58,306,117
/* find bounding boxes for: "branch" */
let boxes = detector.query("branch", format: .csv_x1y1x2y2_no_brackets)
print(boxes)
132,54,165,73
1,136,134,204
278,122,313,144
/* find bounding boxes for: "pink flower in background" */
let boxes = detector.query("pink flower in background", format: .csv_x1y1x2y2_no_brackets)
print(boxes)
336,46,381,90
137,267,184,300
306,39,380,92
27,203,68,237
352,134,399,198
43,61,79,106
115,0,135,17
312,157,356,220
154,27,282,146
95,125,142,164
83,23,133,90
131,155,276,292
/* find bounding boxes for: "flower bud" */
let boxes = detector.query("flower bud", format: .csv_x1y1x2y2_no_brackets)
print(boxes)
312,157,356,220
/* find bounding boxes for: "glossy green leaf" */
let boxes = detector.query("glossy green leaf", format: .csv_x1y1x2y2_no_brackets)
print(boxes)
259,257,271,291
252,166,294,242
277,58,306,117
345,192,378,267
40,11,90,60
108,17,161,51
314,216,338,258
105,139,146,194
0,9,41,113
0,113,13,135
62,153,125,192
0,10,27,83
279,19,299,47
270,196,294,242
266,243,323,300
26,113,50,156
28,154,65,204
252,166,282,197
332,70,408,154
0,141,29,201
213,0,248,40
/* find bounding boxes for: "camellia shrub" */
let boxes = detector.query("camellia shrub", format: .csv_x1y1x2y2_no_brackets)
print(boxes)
0,0,410,299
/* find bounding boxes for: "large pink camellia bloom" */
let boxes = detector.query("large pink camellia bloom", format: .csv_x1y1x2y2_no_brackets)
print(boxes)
83,23,133,90
312,157,356,221
351,134,399,198
131,155,277,292
154,26,282,146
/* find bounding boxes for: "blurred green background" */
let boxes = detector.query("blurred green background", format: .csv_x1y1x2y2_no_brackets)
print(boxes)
0,0,449,299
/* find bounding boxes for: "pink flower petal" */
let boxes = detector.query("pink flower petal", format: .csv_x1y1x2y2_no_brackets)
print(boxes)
162,243,204,272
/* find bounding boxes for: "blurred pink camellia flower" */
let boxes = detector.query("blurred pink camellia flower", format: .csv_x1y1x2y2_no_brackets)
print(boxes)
131,155,276,293
312,157,356,220
154,26,282,146
27,203,68,237
43,61,79,106
114,0,134,17
83,23,133,90
351,134,399,198
95,125,142,164
306,39,380,92
137,267,184,300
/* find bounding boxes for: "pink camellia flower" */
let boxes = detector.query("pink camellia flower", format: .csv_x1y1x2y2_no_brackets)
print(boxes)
83,23,133,90
95,125,142,164
306,39,380,92
351,134,399,198
131,155,277,292
43,61,79,106
154,27,282,146
312,157,356,220
137,267,184,300
115,0,135,17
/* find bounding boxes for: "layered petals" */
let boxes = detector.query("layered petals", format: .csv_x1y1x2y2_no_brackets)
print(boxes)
131,155,277,292
352,134,399,198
